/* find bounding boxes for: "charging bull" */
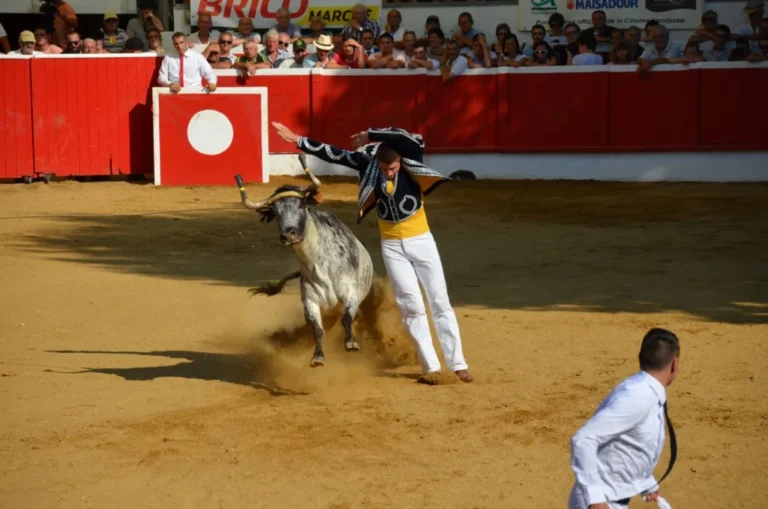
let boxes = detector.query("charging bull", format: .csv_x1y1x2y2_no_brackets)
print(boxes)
234,155,375,367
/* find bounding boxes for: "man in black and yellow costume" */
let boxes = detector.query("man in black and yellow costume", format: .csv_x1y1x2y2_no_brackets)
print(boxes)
272,122,472,383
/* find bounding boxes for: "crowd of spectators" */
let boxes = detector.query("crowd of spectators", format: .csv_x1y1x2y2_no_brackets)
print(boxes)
1,0,766,83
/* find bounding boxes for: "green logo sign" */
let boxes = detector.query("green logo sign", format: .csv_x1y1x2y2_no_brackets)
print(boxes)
532,0,557,10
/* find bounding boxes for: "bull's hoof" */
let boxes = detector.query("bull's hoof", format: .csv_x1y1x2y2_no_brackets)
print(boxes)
310,356,326,367
345,341,360,352
247,285,279,297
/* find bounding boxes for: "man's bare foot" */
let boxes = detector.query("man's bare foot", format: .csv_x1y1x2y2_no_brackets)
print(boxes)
455,369,473,383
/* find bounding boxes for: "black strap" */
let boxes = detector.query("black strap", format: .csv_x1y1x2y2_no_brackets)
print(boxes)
657,401,677,486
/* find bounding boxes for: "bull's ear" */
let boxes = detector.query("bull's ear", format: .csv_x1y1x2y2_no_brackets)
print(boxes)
305,191,323,206
258,209,275,223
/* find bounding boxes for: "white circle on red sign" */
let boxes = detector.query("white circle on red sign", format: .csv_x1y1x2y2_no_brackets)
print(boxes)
186,109,234,156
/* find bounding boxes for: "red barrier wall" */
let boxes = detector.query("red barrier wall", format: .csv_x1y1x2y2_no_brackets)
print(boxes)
310,71,426,150
30,55,161,178
698,67,768,150
0,59,34,179
216,70,311,154
9,59,768,180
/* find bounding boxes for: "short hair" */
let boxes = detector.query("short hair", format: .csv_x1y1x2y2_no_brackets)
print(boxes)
265,28,279,40
564,22,580,33
716,24,731,36
656,24,669,36
276,7,290,15
243,40,258,49
361,28,374,38
458,12,473,23
548,12,565,26
531,24,546,34
172,32,186,40
496,22,511,34
626,25,641,35
684,41,700,53
639,328,680,371
447,39,461,48
593,9,606,17
376,144,401,164
413,40,428,51
378,32,394,43
645,19,659,29
124,37,145,51
428,27,445,40
577,31,597,50
146,27,161,38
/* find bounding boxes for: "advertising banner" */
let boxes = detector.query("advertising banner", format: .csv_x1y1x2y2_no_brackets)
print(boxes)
518,0,702,30
191,0,382,30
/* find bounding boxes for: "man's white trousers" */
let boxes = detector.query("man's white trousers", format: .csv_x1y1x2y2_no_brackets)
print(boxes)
567,484,628,509
380,231,468,373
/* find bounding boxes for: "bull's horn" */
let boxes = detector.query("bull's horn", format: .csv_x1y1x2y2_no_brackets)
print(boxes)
298,154,321,188
234,174,269,210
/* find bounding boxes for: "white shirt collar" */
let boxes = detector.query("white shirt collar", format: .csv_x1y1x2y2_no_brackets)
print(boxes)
640,370,667,405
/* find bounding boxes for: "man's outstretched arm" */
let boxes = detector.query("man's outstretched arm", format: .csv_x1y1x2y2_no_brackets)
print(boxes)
272,122,369,172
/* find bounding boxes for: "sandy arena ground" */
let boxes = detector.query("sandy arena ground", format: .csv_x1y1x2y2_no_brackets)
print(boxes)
0,177,767,509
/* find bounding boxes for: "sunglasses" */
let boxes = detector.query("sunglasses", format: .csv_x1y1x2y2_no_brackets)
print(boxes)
534,49,548,55
220,40,232,44
279,41,289,47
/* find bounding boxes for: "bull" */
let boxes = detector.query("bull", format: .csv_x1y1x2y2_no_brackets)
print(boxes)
234,155,375,367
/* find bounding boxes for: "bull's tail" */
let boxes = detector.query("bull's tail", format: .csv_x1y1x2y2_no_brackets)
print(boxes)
248,270,301,297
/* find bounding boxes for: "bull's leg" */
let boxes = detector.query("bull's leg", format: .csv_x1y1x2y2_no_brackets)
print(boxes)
341,302,360,352
304,301,326,367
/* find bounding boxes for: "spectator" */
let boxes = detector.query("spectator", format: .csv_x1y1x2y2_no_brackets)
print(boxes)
52,0,77,49
277,39,315,68
232,17,261,45
611,29,624,46
146,28,165,54
644,20,659,43
188,13,219,47
234,40,261,74
546,13,568,46
424,14,440,38
466,33,492,68
101,12,129,53
688,10,719,52
589,10,616,44
34,26,63,54
157,32,217,93
63,32,82,53
213,33,236,68
452,12,481,54
608,41,634,65
204,38,234,69
82,38,97,54
524,24,547,57
368,32,405,69
492,23,511,59
275,7,301,40
385,9,405,48
729,43,749,61
277,31,292,58
94,35,108,53
705,25,732,61
625,26,645,60
303,15,326,48
331,34,344,57
9,31,43,56
570,32,603,65
441,39,468,82
123,37,145,53
401,31,417,62
734,0,764,53
407,40,439,69
311,34,333,68
126,1,164,48
525,41,556,66
0,21,9,54
256,29,284,68
638,24,682,71
497,33,527,67
328,38,366,68
360,29,380,56
677,41,704,63
427,27,446,60
747,37,768,62
564,22,581,57
341,3,380,42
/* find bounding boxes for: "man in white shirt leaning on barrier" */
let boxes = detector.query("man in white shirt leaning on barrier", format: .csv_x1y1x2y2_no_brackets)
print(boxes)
158,32,217,94
569,328,680,509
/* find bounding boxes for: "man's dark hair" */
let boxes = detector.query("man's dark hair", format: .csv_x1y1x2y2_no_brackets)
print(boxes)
376,144,401,164
716,24,731,36
577,31,597,50
378,32,394,43
548,12,565,27
459,12,473,24
172,32,186,40
639,328,680,371
531,24,546,34
124,37,145,51
645,19,659,29
361,28,374,38
564,22,580,34
428,27,445,40
593,9,606,17
414,40,428,51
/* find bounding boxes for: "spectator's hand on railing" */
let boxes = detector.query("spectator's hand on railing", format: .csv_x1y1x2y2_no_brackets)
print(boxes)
206,83,217,93
170,83,181,93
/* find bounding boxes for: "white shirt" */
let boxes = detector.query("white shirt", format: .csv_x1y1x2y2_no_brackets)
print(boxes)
0,22,7,39
572,52,604,65
158,50,217,89
570,371,667,506
640,42,683,60
188,30,221,45
9,50,45,56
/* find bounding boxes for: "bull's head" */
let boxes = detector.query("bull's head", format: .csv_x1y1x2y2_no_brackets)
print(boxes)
234,154,323,246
